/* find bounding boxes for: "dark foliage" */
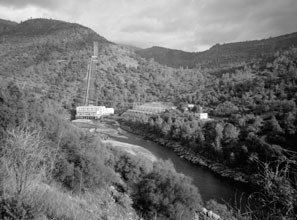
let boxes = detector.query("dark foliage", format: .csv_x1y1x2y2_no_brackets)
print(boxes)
133,160,202,220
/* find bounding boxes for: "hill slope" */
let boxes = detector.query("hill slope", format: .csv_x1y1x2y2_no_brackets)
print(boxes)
136,31,297,69
0,18,206,112
0,18,112,106
0,18,17,35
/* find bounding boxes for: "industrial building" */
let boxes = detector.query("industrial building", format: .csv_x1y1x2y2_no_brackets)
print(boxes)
76,106,114,119
124,102,175,116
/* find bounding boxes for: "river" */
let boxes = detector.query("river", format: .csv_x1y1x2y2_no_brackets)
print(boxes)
110,126,254,210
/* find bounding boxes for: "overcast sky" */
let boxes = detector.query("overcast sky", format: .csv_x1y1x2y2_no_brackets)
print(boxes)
0,0,296,51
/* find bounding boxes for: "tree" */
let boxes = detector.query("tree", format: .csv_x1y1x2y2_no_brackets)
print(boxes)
1,127,52,199
223,123,239,144
214,123,224,152
195,127,205,145
161,121,172,137
214,101,239,116
155,116,164,133
282,112,296,135
269,116,284,134
149,118,155,131
134,160,202,220
248,115,264,133
114,153,150,186
0,82,25,137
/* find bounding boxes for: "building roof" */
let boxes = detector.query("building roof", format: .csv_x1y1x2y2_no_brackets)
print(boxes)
137,102,174,108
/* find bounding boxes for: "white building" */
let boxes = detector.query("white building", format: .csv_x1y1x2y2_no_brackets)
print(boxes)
105,108,115,115
193,106,209,120
197,113,208,119
76,106,114,119
188,104,195,109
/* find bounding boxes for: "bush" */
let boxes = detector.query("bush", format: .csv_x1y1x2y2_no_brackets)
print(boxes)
111,150,152,187
0,82,26,138
133,160,202,220
0,197,35,220
0,126,53,199
214,101,239,116
53,131,119,192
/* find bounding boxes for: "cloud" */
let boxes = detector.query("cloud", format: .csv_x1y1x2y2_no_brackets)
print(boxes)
0,0,296,51
0,0,61,9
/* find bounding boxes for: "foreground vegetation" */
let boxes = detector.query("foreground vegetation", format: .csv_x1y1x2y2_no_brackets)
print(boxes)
0,82,206,220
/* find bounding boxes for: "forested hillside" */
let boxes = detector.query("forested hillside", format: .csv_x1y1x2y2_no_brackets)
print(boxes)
0,18,207,114
0,19,110,109
136,32,297,70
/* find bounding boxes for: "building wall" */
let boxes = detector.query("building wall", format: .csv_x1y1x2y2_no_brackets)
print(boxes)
195,113,208,119
76,106,114,119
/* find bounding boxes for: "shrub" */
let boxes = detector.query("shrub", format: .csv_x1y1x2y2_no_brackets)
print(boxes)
0,197,35,220
133,160,202,220
111,150,152,187
53,131,119,192
214,101,239,116
0,126,53,199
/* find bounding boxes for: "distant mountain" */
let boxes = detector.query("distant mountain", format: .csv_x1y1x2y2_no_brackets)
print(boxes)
136,32,297,69
118,43,143,51
0,18,17,34
136,46,197,69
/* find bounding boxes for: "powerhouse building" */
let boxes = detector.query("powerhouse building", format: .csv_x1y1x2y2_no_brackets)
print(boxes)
76,106,114,119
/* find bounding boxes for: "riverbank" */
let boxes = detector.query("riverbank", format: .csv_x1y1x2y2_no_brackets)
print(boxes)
73,120,157,162
72,119,255,211
120,124,254,184
103,139,157,162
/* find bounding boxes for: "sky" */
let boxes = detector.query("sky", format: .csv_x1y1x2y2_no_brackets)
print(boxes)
0,0,296,52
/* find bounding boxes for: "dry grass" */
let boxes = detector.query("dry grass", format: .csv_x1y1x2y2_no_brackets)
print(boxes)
0,126,139,220
22,181,138,220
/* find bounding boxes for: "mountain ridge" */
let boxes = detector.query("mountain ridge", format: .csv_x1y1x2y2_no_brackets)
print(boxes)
136,31,297,69
0,18,111,45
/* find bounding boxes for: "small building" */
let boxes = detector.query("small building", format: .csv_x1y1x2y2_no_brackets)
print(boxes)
196,113,208,119
76,106,114,119
188,104,195,109
195,106,209,120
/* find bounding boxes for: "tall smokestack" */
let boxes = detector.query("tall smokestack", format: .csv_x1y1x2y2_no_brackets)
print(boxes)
93,41,98,57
